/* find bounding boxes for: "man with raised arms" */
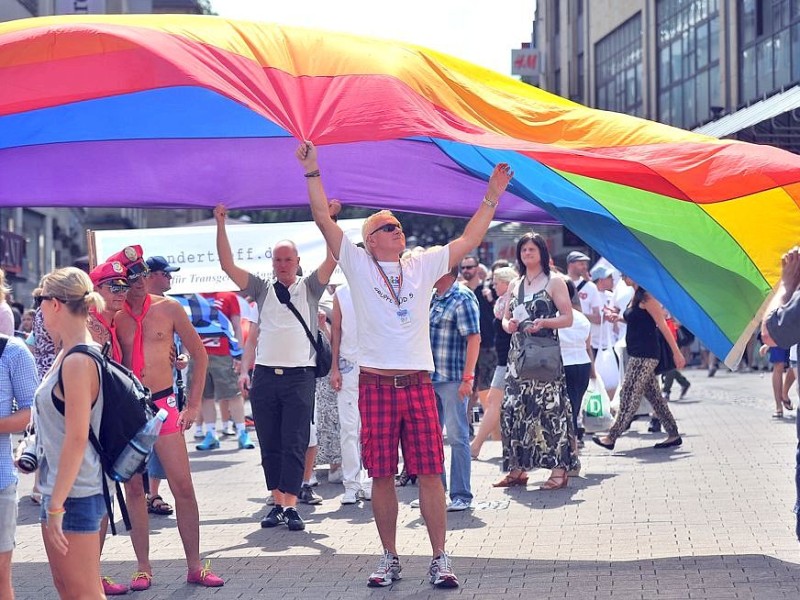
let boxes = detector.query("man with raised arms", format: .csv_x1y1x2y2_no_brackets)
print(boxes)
296,141,512,589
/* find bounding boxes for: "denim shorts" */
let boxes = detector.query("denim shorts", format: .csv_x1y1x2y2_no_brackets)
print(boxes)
0,482,17,552
147,448,167,480
490,365,508,390
40,493,106,533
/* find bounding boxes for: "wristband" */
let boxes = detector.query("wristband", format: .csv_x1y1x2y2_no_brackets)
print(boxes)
482,196,498,208
304,169,321,178
462,374,475,382
47,507,66,516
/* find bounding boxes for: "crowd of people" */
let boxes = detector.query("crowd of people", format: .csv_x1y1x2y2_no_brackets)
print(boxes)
0,142,797,597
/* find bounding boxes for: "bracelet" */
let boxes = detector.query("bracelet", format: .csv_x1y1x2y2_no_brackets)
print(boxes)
304,169,321,178
482,196,498,208
462,374,475,382
47,507,66,516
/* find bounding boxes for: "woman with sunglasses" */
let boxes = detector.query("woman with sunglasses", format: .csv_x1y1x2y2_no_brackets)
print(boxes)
32,267,107,599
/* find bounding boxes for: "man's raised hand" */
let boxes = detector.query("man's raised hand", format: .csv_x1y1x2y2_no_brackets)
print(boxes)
296,141,319,172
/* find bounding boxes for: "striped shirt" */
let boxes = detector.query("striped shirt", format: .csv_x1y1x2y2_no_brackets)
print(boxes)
429,282,480,383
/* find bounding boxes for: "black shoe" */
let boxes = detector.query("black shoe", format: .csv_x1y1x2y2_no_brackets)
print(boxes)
647,418,662,433
708,366,717,377
591,435,615,450
298,484,323,505
261,505,284,528
680,382,691,399
284,507,305,531
654,436,682,449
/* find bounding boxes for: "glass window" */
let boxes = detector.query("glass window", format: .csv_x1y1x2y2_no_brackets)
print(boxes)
775,28,791,88
793,23,800,82
709,16,720,62
757,39,772,96
697,70,710,118
742,0,756,44
594,13,643,114
697,22,709,68
741,47,756,104
710,64,721,107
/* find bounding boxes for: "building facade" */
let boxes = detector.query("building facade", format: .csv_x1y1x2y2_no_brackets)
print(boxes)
534,0,800,151
1,0,212,305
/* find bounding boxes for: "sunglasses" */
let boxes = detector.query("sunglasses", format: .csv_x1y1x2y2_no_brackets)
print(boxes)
460,265,478,270
369,223,402,236
103,283,130,294
34,294,67,308
127,270,150,281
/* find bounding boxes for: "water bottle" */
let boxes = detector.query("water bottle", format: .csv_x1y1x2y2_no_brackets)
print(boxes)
110,409,168,482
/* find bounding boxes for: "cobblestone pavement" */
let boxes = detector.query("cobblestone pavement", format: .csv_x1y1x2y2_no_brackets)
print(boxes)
12,368,800,599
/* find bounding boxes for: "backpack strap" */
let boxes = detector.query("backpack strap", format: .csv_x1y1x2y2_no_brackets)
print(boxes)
274,281,321,354
576,279,588,293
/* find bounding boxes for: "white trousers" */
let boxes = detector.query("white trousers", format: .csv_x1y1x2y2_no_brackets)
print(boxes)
336,365,370,492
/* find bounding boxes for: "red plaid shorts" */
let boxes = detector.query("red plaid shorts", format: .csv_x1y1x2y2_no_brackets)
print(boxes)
358,379,444,478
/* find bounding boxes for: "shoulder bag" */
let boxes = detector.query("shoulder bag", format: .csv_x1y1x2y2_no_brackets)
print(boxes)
511,278,563,382
274,281,333,378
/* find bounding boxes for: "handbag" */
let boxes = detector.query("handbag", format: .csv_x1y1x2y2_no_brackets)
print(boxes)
273,281,333,378
655,329,676,375
510,279,562,382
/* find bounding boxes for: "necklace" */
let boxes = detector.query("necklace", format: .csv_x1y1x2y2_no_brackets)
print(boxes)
525,271,543,286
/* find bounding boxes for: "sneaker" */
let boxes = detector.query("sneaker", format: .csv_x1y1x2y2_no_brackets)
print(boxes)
266,493,275,506
101,576,129,596
362,486,372,501
129,572,152,592
341,489,361,505
680,381,691,399
221,422,236,437
446,498,471,512
308,473,319,487
429,552,459,588
647,418,662,433
367,550,402,587
187,560,224,587
284,507,305,531
193,429,205,440
261,505,284,528
298,484,323,505
195,432,219,451
410,498,420,508
237,431,255,449
328,467,344,484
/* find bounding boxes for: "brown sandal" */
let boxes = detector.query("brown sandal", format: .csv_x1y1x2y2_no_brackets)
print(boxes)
539,471,568,490
492,471,528,488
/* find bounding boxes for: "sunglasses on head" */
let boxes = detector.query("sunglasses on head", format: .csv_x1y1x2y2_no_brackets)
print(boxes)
369,223,402,236
33,294,67,308
103,283,129,294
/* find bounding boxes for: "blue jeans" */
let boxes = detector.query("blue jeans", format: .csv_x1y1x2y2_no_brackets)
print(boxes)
434,382,472,503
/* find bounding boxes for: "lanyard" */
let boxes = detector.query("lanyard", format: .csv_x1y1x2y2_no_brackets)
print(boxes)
371,256,403,307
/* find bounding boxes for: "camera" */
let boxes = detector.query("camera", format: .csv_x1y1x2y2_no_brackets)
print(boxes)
14,435,38,474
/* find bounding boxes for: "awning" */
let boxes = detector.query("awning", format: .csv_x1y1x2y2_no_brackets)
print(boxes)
693,85,800,137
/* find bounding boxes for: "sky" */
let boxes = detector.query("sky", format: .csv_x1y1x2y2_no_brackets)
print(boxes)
209,0,537,77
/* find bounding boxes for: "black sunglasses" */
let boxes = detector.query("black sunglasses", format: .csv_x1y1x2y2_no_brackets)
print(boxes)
461,265,478,270
103,283,130,294
369,223,402,236
34,294,68,308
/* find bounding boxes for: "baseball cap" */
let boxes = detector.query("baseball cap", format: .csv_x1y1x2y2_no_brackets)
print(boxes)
146,256,180,273
591,265,613,281
105,245,148,277
89,261,129,288
567,251,591,263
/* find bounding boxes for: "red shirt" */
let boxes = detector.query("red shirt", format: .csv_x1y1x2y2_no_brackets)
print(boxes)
200,292,241,356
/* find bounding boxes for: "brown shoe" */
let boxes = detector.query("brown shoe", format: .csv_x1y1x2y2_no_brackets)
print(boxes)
492,471,528,488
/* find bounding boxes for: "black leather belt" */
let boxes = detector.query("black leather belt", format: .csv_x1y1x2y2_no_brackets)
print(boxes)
259,366,314,375
358,371,431,388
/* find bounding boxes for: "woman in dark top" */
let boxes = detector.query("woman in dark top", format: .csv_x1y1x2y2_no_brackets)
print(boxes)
592,278,685,450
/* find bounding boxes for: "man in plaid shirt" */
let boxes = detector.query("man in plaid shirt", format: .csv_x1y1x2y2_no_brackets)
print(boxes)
429,266,481,512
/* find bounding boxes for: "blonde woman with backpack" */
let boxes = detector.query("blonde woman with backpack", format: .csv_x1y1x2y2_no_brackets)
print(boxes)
32,267,107,599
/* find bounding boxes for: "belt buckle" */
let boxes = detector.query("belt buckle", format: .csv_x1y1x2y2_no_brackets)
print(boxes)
274,368,284,375
393,374,411,388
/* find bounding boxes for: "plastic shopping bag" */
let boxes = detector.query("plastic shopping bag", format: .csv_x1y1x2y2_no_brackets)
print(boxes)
581,374,614,433
594,345,619,391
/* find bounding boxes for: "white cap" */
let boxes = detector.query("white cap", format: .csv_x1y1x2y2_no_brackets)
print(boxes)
155,408,169,422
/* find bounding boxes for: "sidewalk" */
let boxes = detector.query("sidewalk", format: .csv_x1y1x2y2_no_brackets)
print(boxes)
12,368,800,599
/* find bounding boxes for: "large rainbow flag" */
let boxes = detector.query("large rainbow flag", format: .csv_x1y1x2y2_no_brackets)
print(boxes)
2,14,799,365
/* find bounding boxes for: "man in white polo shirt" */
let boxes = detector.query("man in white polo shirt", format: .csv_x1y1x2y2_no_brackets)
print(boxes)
296,141,512,589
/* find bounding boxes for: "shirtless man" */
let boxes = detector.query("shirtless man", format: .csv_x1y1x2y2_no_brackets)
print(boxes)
110,246,223,590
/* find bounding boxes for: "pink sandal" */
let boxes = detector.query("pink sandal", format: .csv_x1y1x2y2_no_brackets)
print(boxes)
187,560,224,587
130,572,152,591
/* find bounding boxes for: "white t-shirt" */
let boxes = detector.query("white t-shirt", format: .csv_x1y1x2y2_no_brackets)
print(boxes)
560,309,592,366
591,289,615,349
570,278,603,329
611,279,634,344
338,238,449,371
334,284,358,362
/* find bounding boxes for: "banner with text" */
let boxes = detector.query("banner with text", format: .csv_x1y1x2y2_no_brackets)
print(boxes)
91,219,365,294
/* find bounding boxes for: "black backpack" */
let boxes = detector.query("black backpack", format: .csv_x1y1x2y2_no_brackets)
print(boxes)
56,342,154,534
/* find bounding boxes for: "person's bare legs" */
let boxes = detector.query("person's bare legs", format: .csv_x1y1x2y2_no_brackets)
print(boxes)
471,386,502,457
370,476,398,555
124,474,151,575
417,474,447,556
773,362,787,413
0,551,13,600
200,397,218,435
42,527,103,599
783,368,797,407
303,445,318,483
156,432,202,573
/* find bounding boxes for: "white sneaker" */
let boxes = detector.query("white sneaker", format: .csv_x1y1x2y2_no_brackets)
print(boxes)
410,498,420,508
328,467,344,484
341,489,361,505
362,486,372,501
446,498,471,512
